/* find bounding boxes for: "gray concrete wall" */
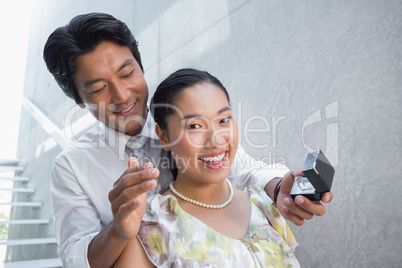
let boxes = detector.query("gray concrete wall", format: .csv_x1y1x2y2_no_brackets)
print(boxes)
16,0,402,266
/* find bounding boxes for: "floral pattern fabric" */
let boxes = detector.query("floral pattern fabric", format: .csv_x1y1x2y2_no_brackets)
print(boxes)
138,185,300,267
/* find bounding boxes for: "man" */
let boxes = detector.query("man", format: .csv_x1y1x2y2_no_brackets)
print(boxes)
44,12,332,267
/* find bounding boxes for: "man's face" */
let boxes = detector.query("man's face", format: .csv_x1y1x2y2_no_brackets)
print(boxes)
73,41,148,136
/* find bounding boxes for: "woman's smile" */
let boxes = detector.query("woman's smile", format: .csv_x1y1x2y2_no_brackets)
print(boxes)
199,151,228,170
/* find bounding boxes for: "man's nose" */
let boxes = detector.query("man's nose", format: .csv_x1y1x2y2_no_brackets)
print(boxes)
110,80,131,103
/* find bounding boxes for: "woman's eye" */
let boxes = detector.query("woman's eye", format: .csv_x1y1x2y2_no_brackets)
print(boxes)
186,124,201,129
220,117,231,124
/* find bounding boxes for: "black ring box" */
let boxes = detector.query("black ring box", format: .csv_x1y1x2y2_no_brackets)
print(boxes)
290,150,335,201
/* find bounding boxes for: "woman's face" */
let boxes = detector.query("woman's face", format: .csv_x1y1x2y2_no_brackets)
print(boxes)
160,82,238,185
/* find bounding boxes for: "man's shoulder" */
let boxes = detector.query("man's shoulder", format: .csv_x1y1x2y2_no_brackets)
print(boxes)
54,124,108,162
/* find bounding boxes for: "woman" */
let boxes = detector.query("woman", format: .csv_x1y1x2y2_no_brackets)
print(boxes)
114,68,299,267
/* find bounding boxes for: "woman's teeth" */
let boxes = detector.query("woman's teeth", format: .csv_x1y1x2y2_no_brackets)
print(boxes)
200,152,225,163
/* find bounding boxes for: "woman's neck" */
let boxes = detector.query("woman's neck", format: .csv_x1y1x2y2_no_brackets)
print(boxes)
172,175,230,205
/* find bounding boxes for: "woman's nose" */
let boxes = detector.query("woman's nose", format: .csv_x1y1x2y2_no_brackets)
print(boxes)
206,127,230,148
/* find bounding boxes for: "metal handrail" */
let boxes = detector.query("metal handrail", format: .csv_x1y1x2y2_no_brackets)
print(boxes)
0,237,57,246
21,96,69,149
3,257,62,268
0,219,50,225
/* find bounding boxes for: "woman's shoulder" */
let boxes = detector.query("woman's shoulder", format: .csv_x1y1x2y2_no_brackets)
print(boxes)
142,193,181,222
245,185,298,251
245,184,274,204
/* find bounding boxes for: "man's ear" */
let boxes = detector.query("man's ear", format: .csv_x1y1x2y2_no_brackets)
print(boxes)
78,103,86,109
155,124,170,151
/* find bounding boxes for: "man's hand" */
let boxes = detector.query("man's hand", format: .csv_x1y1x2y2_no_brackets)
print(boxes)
88,157,159,268
108,157,159,239
276,168,333,226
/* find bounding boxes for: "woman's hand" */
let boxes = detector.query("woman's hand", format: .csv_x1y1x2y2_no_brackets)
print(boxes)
276,169,333,226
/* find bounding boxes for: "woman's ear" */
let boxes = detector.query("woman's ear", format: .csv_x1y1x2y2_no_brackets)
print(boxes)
155,124,170,151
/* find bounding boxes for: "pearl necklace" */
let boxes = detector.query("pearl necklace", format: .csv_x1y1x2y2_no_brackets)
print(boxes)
169,179,234,209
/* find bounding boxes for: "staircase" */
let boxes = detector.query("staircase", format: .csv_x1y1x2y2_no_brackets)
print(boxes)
0,159,62,268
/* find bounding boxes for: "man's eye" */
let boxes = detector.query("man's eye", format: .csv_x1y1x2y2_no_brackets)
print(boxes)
90,85,105,95
122,69,135,78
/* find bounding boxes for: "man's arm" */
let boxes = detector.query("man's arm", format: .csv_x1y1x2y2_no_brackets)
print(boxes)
51,156,158,268
87,158,158,268
228,145,289,190
229,146,333,225
50,156,101,268
113,237,155,268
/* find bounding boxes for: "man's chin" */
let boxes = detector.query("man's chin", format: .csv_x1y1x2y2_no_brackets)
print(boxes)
119,122,144,136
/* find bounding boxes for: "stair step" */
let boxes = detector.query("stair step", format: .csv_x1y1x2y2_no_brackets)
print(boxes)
0,237,57,246
0,202,42,207
3,258,62,268
0,188,35,193
0,188,34,193
0,159,19,166
0,166,24,172
0,176,29,181
0,219,50,225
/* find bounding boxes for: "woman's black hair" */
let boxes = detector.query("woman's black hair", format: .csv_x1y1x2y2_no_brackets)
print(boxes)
43,12,143,105
150,68,230,131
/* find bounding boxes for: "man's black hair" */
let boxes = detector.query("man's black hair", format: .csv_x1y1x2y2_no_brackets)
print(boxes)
43,12,143,104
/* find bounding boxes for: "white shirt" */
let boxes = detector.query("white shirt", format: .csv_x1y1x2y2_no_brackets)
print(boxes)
50,111,289,267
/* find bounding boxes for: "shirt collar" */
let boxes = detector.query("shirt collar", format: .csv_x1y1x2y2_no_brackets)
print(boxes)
103,108,158,159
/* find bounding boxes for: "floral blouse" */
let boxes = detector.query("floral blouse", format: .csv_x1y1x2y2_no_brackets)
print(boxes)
137,185,300,267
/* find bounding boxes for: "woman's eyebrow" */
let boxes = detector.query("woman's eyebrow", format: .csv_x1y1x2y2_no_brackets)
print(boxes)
182,114,200,120
217,106,231,114
181,106,231,120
